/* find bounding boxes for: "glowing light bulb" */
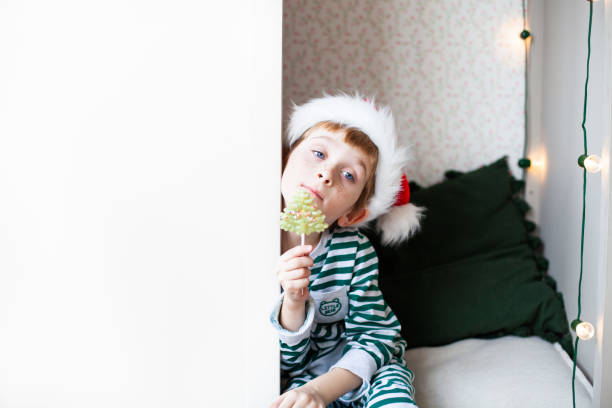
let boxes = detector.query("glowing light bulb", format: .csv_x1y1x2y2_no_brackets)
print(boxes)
578,154,603,173
576,321,595,340
584,155,602,173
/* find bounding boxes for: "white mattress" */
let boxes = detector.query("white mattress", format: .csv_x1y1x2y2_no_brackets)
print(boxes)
403,336,592,408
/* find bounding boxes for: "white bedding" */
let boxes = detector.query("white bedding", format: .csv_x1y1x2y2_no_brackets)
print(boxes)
403,336,592,408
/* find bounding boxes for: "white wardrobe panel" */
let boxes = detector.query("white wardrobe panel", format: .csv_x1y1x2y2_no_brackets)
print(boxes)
0,1,281,407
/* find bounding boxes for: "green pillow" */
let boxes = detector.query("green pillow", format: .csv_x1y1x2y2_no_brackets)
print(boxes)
364,157,574,357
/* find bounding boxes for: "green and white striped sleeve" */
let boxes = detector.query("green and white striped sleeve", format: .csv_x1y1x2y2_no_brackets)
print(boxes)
269,292,316,373
330,232,407,388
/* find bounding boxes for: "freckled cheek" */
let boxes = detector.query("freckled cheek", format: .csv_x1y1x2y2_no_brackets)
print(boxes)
344,184,363,202
289,159,318,180
280,167,293,195
297,155,316,172
280,160,306,193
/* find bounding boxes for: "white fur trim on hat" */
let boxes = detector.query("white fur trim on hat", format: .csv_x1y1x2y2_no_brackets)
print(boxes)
376,203,426,246
286,91,423,244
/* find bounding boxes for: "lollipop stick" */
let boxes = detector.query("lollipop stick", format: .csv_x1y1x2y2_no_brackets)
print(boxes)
301,233,305,296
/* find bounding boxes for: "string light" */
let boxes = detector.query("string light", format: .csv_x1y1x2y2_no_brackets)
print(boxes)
571,319,595,341
518,158,531,169
518,0,531,179
578,154,602,173
518,1,598,406
573,1,594,407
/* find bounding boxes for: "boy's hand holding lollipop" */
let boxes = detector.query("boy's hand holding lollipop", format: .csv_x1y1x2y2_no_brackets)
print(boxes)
276,190,328,303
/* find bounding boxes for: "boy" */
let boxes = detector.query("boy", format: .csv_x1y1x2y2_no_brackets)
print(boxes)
270,93,423,408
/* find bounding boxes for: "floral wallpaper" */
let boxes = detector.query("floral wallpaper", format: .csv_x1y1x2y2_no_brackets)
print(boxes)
282,0,525,186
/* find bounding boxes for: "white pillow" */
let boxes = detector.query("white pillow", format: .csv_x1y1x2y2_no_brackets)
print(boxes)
403,335,592,408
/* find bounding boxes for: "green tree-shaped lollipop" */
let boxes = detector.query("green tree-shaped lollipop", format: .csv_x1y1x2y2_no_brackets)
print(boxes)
281,189,328,244
280,189,328,295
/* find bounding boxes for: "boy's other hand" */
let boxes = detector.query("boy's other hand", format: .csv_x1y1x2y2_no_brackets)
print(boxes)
269,385,325,408
276,245,313,304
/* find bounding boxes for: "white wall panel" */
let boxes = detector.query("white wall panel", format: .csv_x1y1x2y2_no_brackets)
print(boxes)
528,2,611,404
0,1,281,407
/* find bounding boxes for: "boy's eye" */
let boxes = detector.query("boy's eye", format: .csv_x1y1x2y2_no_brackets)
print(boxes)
343,171,354,182
313,150,325,159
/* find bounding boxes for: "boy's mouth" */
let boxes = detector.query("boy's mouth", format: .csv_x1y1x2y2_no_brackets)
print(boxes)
301,184,323,201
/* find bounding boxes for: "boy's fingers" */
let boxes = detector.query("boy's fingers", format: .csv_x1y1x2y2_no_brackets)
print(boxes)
285,278,310,290
269,394,284,408
280,245,312,261
283,256,313,272
278,392,296,408
280,268,310,281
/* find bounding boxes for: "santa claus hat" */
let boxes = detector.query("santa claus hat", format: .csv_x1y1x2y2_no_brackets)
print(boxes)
286,91,425,245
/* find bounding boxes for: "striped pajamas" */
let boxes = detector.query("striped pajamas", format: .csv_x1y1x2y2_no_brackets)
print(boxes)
270,227,417,408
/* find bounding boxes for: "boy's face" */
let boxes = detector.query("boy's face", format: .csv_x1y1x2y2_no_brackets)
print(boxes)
281,127,373,227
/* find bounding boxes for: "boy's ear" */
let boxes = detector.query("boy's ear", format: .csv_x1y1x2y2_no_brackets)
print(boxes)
337,207,370,227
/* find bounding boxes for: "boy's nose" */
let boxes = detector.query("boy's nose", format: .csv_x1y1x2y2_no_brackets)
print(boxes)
317,169,331,185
